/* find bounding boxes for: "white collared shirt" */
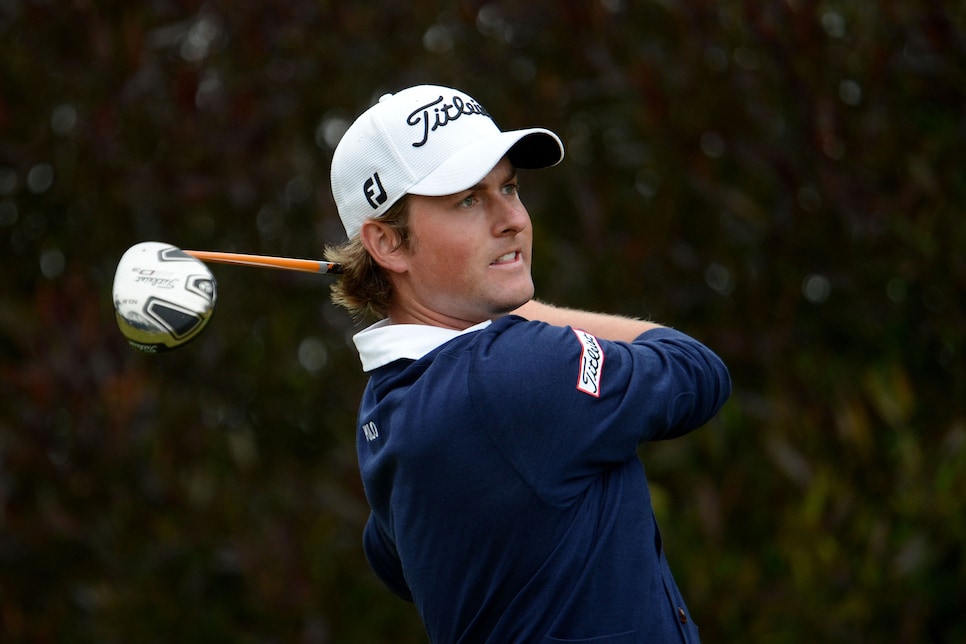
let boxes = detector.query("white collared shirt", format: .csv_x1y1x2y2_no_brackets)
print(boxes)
353,319,493,372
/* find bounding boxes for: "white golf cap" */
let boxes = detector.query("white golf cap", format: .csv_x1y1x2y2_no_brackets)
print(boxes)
331,85,564,239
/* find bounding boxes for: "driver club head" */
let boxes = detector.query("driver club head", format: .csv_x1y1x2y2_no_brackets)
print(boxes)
112,241,217,353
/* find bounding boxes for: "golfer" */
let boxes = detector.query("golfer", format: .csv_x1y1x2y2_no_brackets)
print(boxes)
326,84,731,643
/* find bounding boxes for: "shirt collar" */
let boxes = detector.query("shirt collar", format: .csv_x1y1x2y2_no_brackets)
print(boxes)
352,318,492,372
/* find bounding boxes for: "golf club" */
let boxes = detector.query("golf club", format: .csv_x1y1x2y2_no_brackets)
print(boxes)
182,249,343,275
112,241,342,353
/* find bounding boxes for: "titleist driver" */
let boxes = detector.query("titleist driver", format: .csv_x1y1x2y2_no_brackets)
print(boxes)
113,241,342,353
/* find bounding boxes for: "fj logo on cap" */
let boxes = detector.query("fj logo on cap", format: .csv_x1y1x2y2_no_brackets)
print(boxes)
364,172,388,209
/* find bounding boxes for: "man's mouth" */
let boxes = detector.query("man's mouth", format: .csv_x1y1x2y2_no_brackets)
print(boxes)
492,251,519,265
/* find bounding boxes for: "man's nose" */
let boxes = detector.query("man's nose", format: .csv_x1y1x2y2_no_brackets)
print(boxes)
493,198,529,235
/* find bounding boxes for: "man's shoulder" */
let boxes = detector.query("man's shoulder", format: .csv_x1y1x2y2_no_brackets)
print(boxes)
438,315,585,368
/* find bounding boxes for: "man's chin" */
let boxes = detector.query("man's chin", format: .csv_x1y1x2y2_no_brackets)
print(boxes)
493,292,535,319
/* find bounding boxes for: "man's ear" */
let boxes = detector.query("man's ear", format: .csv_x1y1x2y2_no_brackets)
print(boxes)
359,219,409,274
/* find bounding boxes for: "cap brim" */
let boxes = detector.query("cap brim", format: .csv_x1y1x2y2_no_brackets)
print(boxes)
407,128,563,197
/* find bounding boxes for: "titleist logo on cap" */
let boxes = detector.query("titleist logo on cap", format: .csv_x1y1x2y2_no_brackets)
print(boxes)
406,95,492,148
331,84,563,239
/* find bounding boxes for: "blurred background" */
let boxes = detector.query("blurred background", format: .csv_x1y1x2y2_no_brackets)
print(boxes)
2,1,964,642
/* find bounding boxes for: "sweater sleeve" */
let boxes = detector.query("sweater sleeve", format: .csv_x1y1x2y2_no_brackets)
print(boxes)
466,320,731,503
631,327,732,439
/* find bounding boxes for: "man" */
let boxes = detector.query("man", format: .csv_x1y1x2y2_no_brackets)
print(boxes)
326,84,731,643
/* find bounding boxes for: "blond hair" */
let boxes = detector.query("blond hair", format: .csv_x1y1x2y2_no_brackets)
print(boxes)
324,196,412,321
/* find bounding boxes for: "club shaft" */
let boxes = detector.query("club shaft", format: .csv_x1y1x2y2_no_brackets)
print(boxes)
184,250,343,275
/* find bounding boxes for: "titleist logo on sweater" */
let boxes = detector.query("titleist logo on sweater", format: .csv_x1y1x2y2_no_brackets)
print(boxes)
573,329,604,398
406,95,492,148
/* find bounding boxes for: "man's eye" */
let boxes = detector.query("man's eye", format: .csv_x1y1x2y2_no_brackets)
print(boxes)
460,196,476,207
503,183,519,195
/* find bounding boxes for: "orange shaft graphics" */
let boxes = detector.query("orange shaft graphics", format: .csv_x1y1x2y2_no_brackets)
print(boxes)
184,250,343,275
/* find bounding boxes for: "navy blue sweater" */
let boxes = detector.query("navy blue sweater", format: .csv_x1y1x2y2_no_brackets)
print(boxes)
356,316,731,643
